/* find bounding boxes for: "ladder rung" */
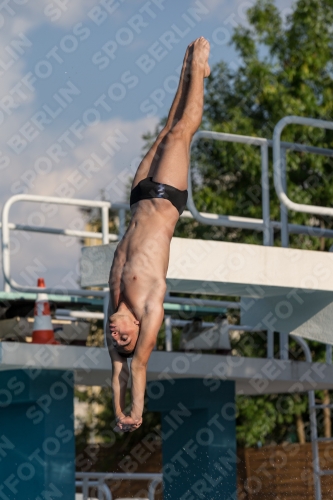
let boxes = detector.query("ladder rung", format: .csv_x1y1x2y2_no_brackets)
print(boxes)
319,470,333,476
316,437,333,442
310,404,333,410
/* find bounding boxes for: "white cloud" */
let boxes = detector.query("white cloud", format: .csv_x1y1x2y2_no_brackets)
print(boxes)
16,0,90,29
0,114,158,291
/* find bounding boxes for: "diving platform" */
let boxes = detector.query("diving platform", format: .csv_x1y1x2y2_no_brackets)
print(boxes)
1,342,333,395
81,237,333,295
81,237,333,345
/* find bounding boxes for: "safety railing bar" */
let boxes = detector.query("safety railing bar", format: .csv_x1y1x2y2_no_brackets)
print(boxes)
11,219,333,239
281,141,333,157
273,115,333,217
4,216,333,241
30,286,106,297
184,208,267,229
271,221,333,239
168,320,264,332
56,294,240,323
75,472,163,480
316,437,333,442
196,129,333,156
194,130,269,146
182,211,333,238
3,193,112,209
319,470,333,476
0,222,118,241
56,309,104,320
171,319,215,328
311,404,333,410
184,208,265,230
184,210,265,224
226,325,266,333
164,295,240,309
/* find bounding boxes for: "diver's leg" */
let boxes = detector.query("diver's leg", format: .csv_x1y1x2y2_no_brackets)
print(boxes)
131,39,208,189
151,37,210,190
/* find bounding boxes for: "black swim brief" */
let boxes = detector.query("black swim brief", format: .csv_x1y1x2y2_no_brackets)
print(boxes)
130,177,188,215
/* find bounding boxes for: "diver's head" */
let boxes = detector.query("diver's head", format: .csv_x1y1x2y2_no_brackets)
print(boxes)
109,312,139,356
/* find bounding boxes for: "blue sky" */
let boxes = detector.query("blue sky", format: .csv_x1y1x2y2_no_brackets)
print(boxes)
0,0,293,291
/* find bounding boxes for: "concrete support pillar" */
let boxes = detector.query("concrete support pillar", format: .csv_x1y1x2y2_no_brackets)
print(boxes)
0,369,75,500
148,378,237,500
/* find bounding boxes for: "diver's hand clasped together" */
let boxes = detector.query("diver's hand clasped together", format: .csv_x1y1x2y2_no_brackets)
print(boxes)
106,37,210,432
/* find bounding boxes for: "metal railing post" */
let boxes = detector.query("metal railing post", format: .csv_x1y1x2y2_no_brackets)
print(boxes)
164,315,172,352
279,331,289,360
148,479,161,500
290,334,321,500
260,143,271,246
309,390,322,500
280,147,289,247
267,330,274,359
101,206,110,347
118,208,126,239
82,475,89,499
2,198,11,292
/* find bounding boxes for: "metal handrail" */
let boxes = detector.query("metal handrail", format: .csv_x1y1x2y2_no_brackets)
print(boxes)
75,480,112,500
1,194,112,296
188,131,271,245
273,115,333,217
189,129,333,246
75,472,162,500
0,221,118,241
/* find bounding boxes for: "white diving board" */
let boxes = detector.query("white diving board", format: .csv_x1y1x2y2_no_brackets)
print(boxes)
81,237,333,295
81,238,333,345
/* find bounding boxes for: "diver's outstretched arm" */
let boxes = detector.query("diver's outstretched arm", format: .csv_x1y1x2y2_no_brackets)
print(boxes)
110,350,130,431
116,305,164,432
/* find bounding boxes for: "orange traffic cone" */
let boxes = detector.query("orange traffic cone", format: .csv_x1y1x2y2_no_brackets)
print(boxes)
32,278,58,344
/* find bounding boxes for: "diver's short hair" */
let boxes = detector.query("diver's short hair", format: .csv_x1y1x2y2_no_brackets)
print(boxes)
116,346,135,358
118,350,134,358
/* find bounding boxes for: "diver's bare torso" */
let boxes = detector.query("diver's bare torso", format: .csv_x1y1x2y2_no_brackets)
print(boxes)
109,198,179,317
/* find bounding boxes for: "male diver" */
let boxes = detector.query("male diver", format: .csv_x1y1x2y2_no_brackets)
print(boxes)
107,37,210,432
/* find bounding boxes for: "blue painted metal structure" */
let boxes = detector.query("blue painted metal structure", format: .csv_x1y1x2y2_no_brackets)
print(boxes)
0,369,75,500
148,378,236,500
